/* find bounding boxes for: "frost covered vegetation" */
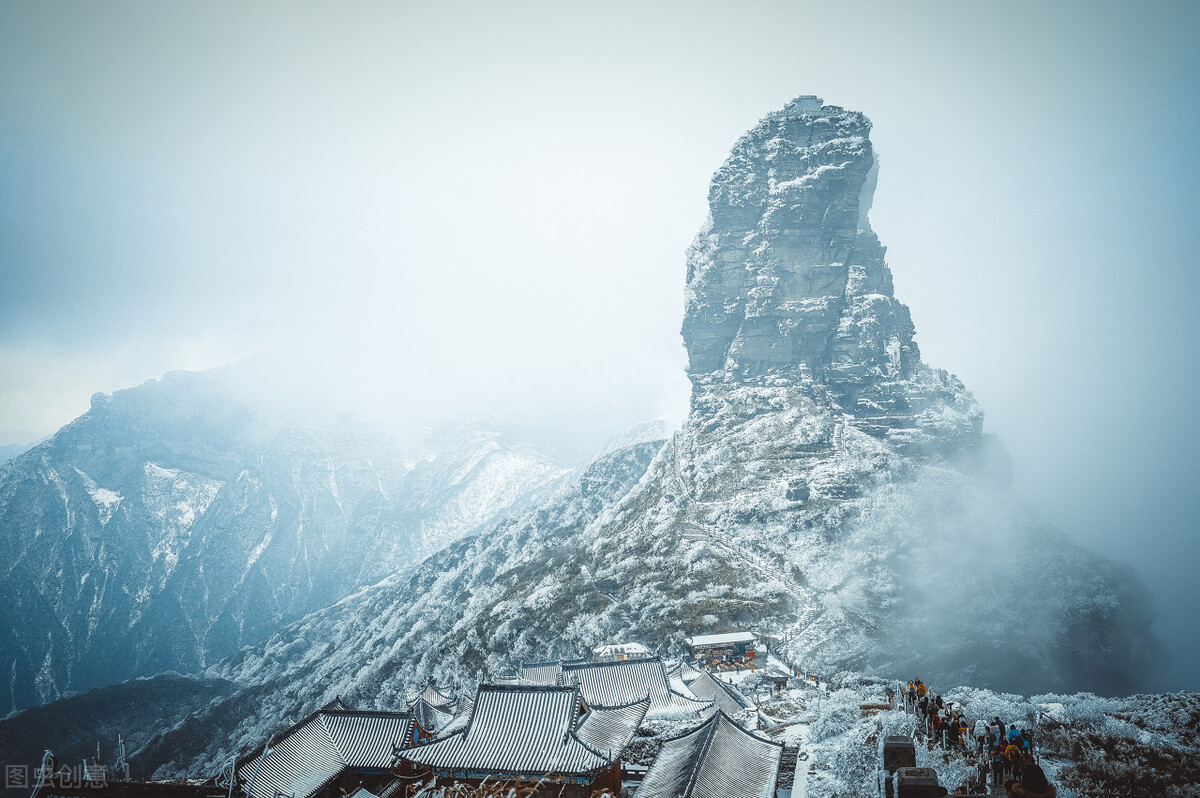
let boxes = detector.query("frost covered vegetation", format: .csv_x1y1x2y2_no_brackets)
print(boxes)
782,677,1200,798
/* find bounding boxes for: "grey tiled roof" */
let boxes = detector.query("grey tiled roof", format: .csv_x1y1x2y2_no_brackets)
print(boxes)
688,670,754,719
410,697,455,735
518,660,563,684
238,709,413,798
561,657,712,718
679,660,704,684
397,684,628,777
434,690,475,739
418,683,455,709
636,711,782,798
573,698,650,759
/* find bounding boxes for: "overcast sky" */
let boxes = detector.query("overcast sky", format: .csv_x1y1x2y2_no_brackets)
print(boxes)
2,1,1197,690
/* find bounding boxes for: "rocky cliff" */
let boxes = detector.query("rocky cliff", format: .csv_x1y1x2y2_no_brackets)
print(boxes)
682,98,979,454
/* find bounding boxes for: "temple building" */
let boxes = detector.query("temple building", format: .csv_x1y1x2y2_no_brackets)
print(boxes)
397,683,648,797
636,710,783,798
562,657,712,719
235,701,414,798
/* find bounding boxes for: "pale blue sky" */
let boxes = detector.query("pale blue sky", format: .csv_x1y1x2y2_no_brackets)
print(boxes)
2,1,1198,689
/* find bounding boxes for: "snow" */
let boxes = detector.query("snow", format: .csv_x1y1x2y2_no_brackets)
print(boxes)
142,462,222,530
684,631,756,646
73,467,124,524
245,528,275,573
142,462,223,582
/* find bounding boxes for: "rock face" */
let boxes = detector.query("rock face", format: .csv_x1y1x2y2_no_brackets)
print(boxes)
0,369,567,716
682,98,979,455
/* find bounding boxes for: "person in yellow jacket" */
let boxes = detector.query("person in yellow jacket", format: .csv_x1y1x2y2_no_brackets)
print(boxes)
1004,741,1024,781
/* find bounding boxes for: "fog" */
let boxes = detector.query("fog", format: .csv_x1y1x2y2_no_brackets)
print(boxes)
1,1,1197,690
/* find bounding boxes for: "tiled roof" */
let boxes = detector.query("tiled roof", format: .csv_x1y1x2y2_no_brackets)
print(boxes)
417,683,455,709
688,670,754,719
410,697,455,735
679,660,704,684
669,671,696,696
561,657,712,718
397,684,623,777
518,660,563,685
434,690,475,739
238,710,413,798
636,711,782,798
377,778,412,798
574,698,650,758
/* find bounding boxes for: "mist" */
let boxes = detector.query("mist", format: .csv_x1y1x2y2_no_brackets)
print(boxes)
1,1,1197,691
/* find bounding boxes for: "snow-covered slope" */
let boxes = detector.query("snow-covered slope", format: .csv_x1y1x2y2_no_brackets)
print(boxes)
0,368,567,716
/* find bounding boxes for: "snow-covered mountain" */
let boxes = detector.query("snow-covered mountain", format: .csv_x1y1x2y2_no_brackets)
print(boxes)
0,367,568,716
0,96,1159,780
44,98,1143,781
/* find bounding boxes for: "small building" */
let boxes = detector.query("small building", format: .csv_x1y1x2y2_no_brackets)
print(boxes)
636,710,783,798
397,683,648,798
561,657,712,719
235,701,414,798
684,631,759,666
593,642,651,662
784,95,824,114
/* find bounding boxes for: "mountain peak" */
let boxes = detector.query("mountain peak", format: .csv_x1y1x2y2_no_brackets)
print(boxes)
682,98,978,454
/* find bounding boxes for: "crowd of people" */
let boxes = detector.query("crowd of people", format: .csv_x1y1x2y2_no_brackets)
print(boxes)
899,678,1056,797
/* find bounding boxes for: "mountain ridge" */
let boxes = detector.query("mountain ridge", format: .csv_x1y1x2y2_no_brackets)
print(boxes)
0,367,568,716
